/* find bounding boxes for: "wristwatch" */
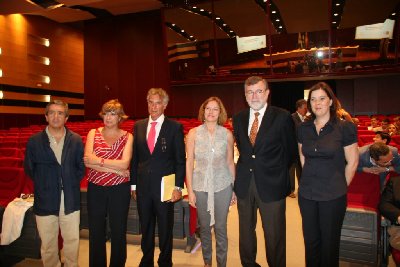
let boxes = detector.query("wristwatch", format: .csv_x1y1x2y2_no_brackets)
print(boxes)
174,186,182,192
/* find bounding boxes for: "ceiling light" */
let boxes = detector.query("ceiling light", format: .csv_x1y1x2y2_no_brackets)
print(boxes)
229,30,233,33
0,48,2,55
44,38,50,47
200,9,204,11
332,21,337,24
276,19,280,22
172,23,175,26
216,17,220,20
334,13,338,16
181,30,185,32
223,23,227,26
336,3,340,6
392,13,396,16
0,69,2,78
193,6,197,9
190,35,193,38
272,10,276,13
0,90,3,99
279,26,282,28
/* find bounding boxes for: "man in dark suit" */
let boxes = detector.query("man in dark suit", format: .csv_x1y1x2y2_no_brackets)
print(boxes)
131,88,186,267
233,76,297,267
289,99,307,198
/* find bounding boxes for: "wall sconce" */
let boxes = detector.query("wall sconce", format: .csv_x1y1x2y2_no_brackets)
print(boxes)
43,75,50,84
44,95,51,102
44,57,50,65
0,91,3,99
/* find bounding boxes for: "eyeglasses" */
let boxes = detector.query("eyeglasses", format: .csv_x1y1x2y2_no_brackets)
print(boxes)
245,89,265,96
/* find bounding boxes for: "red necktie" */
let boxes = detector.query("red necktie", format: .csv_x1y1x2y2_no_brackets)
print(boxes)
249,112,260,146
147,122,157,154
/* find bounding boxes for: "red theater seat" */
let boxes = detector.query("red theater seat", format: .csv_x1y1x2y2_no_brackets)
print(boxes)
358,135,375,147
347,172,380,211
0,148,23,158
358,130,375,135
0,157,24,167
0,167,26,207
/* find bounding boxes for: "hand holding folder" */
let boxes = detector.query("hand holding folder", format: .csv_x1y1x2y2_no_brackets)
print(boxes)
161,174,187,202
161,174,175,202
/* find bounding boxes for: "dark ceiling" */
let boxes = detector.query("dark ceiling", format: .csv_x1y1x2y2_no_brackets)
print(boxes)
0,0,398,44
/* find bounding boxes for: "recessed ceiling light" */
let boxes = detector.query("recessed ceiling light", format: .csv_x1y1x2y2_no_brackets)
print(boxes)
272,10,276,13
279,26,282,28
332,21,337,24
336,3,340,6
193,6,197,9
216,17,220,20
200,9,204,11
334,13,338,16
392,13,396,16
229,30,233,32
276,19,280,22
172,24,175,26
190,35,193,38
181,30,185,32
223,23,227,26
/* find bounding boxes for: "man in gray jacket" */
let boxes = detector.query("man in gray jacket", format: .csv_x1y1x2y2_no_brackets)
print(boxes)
24,100,85,267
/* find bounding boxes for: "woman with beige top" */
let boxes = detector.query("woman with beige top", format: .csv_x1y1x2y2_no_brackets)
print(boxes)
186,96,236,267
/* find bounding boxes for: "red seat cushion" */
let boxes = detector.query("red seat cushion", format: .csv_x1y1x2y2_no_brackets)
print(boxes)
347,172,380,211
0,167,26,207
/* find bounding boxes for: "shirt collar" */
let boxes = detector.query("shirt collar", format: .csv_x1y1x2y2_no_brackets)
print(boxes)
148,114,165,125
250,104,267,117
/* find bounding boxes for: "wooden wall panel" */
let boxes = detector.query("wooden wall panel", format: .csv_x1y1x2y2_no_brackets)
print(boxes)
169,82,248,118
84,10,169,120
0,14,84,128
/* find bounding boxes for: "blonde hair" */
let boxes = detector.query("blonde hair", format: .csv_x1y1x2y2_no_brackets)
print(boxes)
99,99,128,122
147,88,169,105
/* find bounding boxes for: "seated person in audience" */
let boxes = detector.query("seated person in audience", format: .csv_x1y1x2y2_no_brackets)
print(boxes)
358,142,400,188
388,124,399,136
368,117,380,131
373,131,392,145
394,116,400,131
381,118,391,133
379,175,400,251
351,117,360,125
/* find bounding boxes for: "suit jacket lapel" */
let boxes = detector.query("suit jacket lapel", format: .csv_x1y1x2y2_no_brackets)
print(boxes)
240,110,252,146
153,117,169,154
254,106,273,148
140,118,150,154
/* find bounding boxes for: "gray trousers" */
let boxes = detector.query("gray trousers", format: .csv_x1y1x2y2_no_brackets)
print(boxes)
194,185,233,267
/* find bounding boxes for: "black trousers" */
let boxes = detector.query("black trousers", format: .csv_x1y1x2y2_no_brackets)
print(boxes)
137,191,174,267
298,194,347,267
87,182,131,267
237,175,286,267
